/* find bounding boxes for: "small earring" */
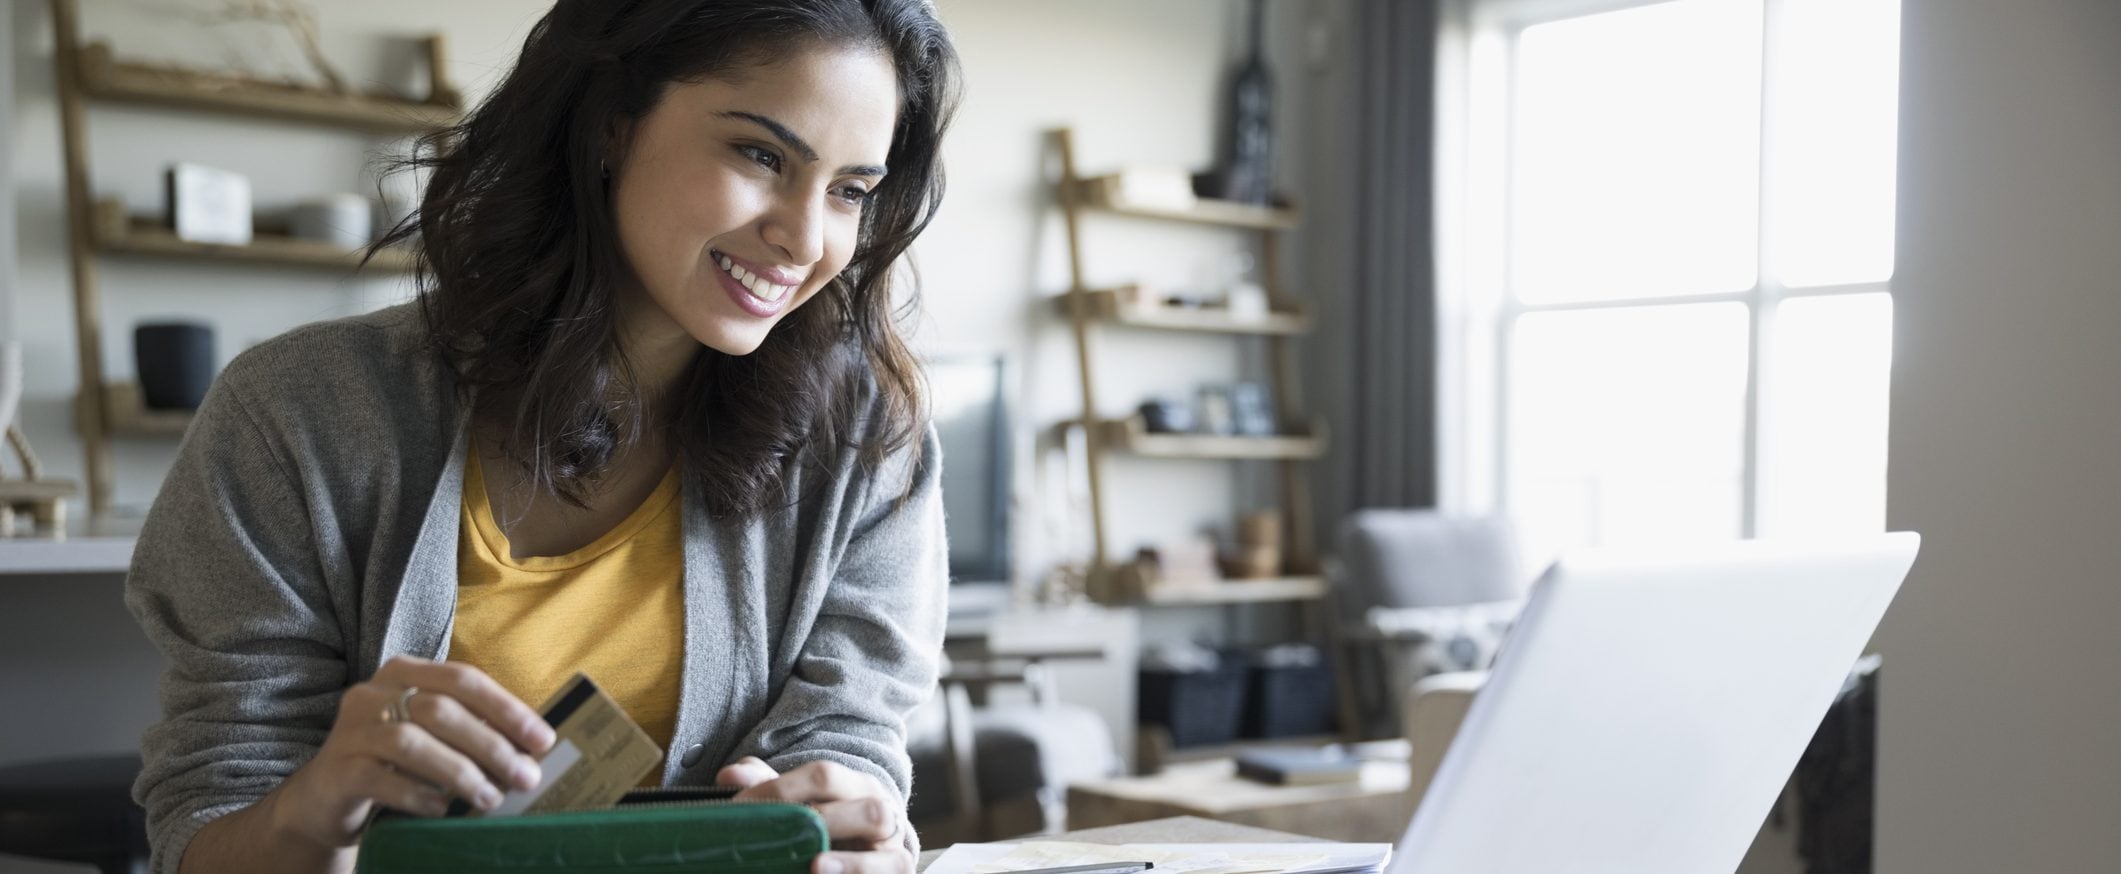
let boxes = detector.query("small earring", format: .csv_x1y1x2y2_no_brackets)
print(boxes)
600,158,610,180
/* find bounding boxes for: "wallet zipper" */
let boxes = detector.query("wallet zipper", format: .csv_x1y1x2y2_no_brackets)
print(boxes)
613,785,796,811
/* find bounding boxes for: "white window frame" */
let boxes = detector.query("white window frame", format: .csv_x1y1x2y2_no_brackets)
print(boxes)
1436,0,1894,541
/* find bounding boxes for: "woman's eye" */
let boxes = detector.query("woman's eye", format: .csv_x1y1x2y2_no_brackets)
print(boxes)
737,144,781,173
834,185,872,206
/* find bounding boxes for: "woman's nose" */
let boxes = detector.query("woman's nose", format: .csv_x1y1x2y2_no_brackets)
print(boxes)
760,193,826,267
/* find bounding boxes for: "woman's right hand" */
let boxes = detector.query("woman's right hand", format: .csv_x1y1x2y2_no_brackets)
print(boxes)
263,656,556,851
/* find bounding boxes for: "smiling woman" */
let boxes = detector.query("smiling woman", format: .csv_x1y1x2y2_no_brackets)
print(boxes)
396,0,954,522
121,3,960,874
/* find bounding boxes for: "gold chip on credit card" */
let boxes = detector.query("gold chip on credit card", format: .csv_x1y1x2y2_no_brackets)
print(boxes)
474,672,664,817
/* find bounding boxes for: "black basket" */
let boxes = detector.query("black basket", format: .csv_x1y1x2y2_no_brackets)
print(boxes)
1138,658,1250,749
1242,651,1338,738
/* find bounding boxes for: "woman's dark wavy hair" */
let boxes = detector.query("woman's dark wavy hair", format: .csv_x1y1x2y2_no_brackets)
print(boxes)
374,0,959,518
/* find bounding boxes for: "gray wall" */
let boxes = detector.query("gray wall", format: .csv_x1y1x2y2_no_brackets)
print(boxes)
1875,0,2121,870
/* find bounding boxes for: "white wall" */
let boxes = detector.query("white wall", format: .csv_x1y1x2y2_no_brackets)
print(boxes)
1875,0,2121,870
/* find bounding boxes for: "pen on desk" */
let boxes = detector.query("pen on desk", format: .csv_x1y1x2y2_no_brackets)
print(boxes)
1006,863,1154,874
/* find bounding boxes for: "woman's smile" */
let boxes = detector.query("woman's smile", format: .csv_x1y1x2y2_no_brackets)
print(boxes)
709,248,802,317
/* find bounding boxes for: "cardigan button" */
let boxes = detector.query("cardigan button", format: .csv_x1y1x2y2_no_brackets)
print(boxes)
680,744,707,769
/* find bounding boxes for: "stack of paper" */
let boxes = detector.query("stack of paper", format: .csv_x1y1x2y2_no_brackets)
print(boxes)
925,840,1392,874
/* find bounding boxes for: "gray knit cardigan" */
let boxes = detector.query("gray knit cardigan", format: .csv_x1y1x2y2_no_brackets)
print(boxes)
123,304,947,872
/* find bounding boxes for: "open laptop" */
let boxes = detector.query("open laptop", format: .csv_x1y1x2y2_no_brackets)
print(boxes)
1386,533,1919,874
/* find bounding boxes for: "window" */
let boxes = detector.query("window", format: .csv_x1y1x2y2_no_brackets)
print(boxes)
1437,0,1901,565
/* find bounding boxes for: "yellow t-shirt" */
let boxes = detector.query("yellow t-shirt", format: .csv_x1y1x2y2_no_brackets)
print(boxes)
450,446,685,784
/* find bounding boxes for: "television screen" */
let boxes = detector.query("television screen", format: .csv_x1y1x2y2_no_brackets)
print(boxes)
927,356,1010,584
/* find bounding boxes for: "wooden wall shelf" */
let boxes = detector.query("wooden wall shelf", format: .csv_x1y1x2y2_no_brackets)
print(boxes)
1064,287,1309,336
1069,175,1299,230
76,41,460,134
92,383,193,438
91,199,416,273
1096,563,1329,606
1094,417,1327,461
1138,576,1330,606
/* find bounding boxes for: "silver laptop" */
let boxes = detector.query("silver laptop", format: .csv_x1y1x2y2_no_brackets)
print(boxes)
1388,533,1919,874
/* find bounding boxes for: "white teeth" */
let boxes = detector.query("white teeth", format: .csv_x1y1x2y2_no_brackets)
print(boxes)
716,253,791,303
752,275,790,302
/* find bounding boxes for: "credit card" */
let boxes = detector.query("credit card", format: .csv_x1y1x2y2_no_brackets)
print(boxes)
472,672,664,818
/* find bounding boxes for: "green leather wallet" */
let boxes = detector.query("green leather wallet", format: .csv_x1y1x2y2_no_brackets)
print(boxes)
356,788,828,873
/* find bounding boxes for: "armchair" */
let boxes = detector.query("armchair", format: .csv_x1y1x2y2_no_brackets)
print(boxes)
1328,510,1526,740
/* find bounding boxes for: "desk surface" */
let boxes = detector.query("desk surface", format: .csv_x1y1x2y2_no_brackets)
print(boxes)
918,816,1322,872
0,512,142,575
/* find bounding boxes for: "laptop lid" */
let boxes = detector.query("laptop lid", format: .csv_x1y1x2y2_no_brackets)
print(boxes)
1389,533,1919,874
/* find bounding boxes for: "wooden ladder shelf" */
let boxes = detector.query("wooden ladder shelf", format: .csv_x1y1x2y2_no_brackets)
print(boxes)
46,0,461,511
1051,127,1326,607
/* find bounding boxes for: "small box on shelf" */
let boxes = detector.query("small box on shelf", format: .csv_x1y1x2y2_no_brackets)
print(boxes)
165,163,251,246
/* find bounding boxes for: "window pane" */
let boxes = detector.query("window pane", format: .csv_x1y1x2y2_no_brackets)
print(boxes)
1759,293,1892,536
1769,0,1901,287
1510,0,1762,304
1507,303,1750,564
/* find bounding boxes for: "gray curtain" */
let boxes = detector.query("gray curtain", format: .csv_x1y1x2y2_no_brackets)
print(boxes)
1313,0,1439,542
1300,0,1442,739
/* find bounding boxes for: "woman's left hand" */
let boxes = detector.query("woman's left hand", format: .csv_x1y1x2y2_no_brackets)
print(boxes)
720,757,912,874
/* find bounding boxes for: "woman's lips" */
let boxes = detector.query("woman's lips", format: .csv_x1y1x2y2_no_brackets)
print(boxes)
710,250,795,318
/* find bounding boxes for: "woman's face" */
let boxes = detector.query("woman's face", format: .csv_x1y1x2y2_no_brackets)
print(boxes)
609,45,900,360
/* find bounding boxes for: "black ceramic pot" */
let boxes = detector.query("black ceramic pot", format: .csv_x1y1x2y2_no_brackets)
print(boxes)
134,322,215,410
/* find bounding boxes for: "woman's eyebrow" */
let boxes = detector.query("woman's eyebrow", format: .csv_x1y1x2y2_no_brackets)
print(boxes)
718,110,889,178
